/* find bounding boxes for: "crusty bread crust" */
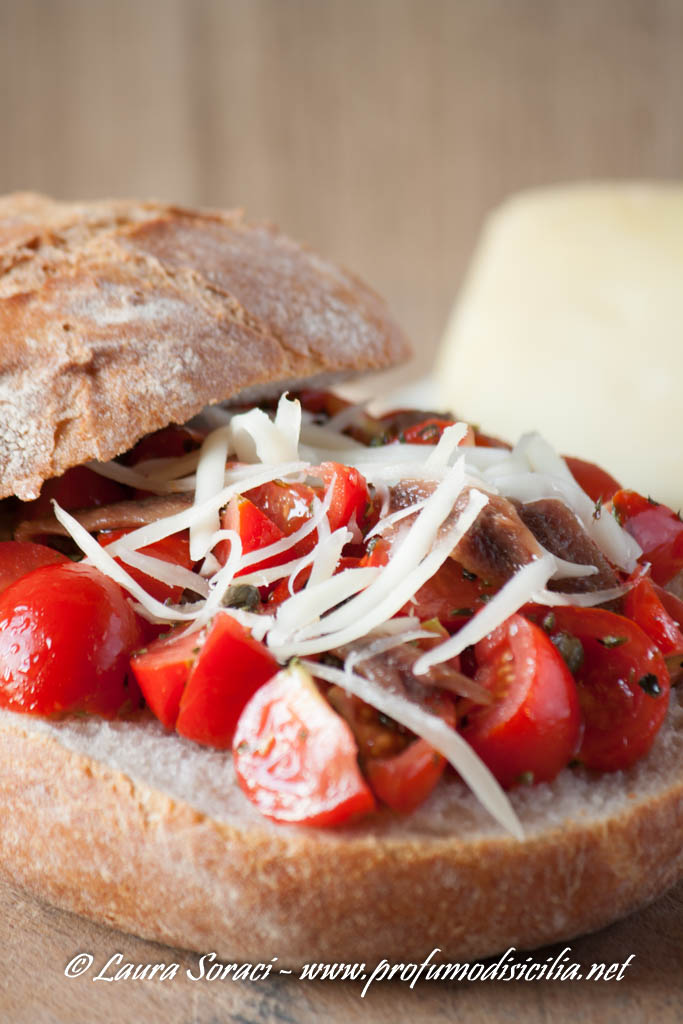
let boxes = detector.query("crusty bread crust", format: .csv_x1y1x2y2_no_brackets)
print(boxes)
0,193,410,500
1,689,680,966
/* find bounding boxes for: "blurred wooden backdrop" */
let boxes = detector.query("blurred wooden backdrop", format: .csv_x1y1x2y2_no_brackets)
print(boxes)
1,0,683,371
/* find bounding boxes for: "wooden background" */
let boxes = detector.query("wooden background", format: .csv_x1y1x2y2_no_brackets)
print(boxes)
0,2,681,1020
2,0,683,369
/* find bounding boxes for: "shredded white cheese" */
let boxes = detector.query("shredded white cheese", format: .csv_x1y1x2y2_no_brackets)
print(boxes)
51,395,647,834
413,553,557,674
304,659,523,839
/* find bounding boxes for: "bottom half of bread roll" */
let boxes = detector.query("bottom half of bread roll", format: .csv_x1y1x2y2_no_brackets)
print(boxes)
0,688,681,967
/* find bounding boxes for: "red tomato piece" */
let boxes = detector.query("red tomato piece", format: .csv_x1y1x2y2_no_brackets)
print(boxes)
564,456,621,504
245,480,318,558
399,417,459,445
217,495,286,572
233,664,376,826
0,563,141,717
462,614,581,789
545,606,670,772
624,574,683,656
611,490,683,586
365,694,456,813
400,558,497,632
314,462,370,532
98,528,192,603
0,541,68,595
175,613,279,748
359,536,391,568
129,627,201,729
654,583,683,631
24,465,128,519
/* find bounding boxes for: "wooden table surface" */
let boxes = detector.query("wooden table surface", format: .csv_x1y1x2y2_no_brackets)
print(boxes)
0,875,681,1023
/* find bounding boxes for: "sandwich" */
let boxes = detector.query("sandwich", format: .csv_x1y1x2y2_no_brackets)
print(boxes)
0,193,681,968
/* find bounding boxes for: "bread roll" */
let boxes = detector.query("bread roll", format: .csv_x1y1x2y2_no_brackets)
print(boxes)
0,193,409,500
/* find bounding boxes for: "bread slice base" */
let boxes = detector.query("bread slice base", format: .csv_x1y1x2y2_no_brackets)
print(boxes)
1,688,681,967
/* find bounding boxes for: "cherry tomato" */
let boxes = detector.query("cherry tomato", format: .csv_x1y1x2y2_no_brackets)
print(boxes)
612,490,683,586
359,536,391,568
377,409,451,444
543,606,670,772
400,558,497,632
564,456,621,504
314,462,370,533
653,583,683,632
233,663,375,826
98,528,192,604
218,495,285,572
244,480,318,558
0,541,68,595
24,466,128,519
129,626,200,729
399,418,461,445
365,694,456,813
131,614,278,746
624,574,683,656
0,563,141,717
462,614,581,789
176,614,279,748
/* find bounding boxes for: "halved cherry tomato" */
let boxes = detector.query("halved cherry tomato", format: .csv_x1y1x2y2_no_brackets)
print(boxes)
359,536,391,568
654,583,683,632
314,462,370,533
624,574,683,656
564,456,621,504
0,541,68,595
542,606,670,772
399,417,462,446
364,693,456,813
176,614,279,748
245,469,370,561
131,614,278,746
233,663,375,826
0,563,141,717
401,558,497,632
218,495,285,572
611,490,683,586
462,614,581,789
98,528,192,604
129,626,200,729
244,480,318,559
24,465,128,519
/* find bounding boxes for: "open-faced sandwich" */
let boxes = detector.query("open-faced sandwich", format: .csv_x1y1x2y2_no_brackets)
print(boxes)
0,193,681,967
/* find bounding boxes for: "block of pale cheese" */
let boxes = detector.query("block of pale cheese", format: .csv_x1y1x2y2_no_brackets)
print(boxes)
437,183,683,508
